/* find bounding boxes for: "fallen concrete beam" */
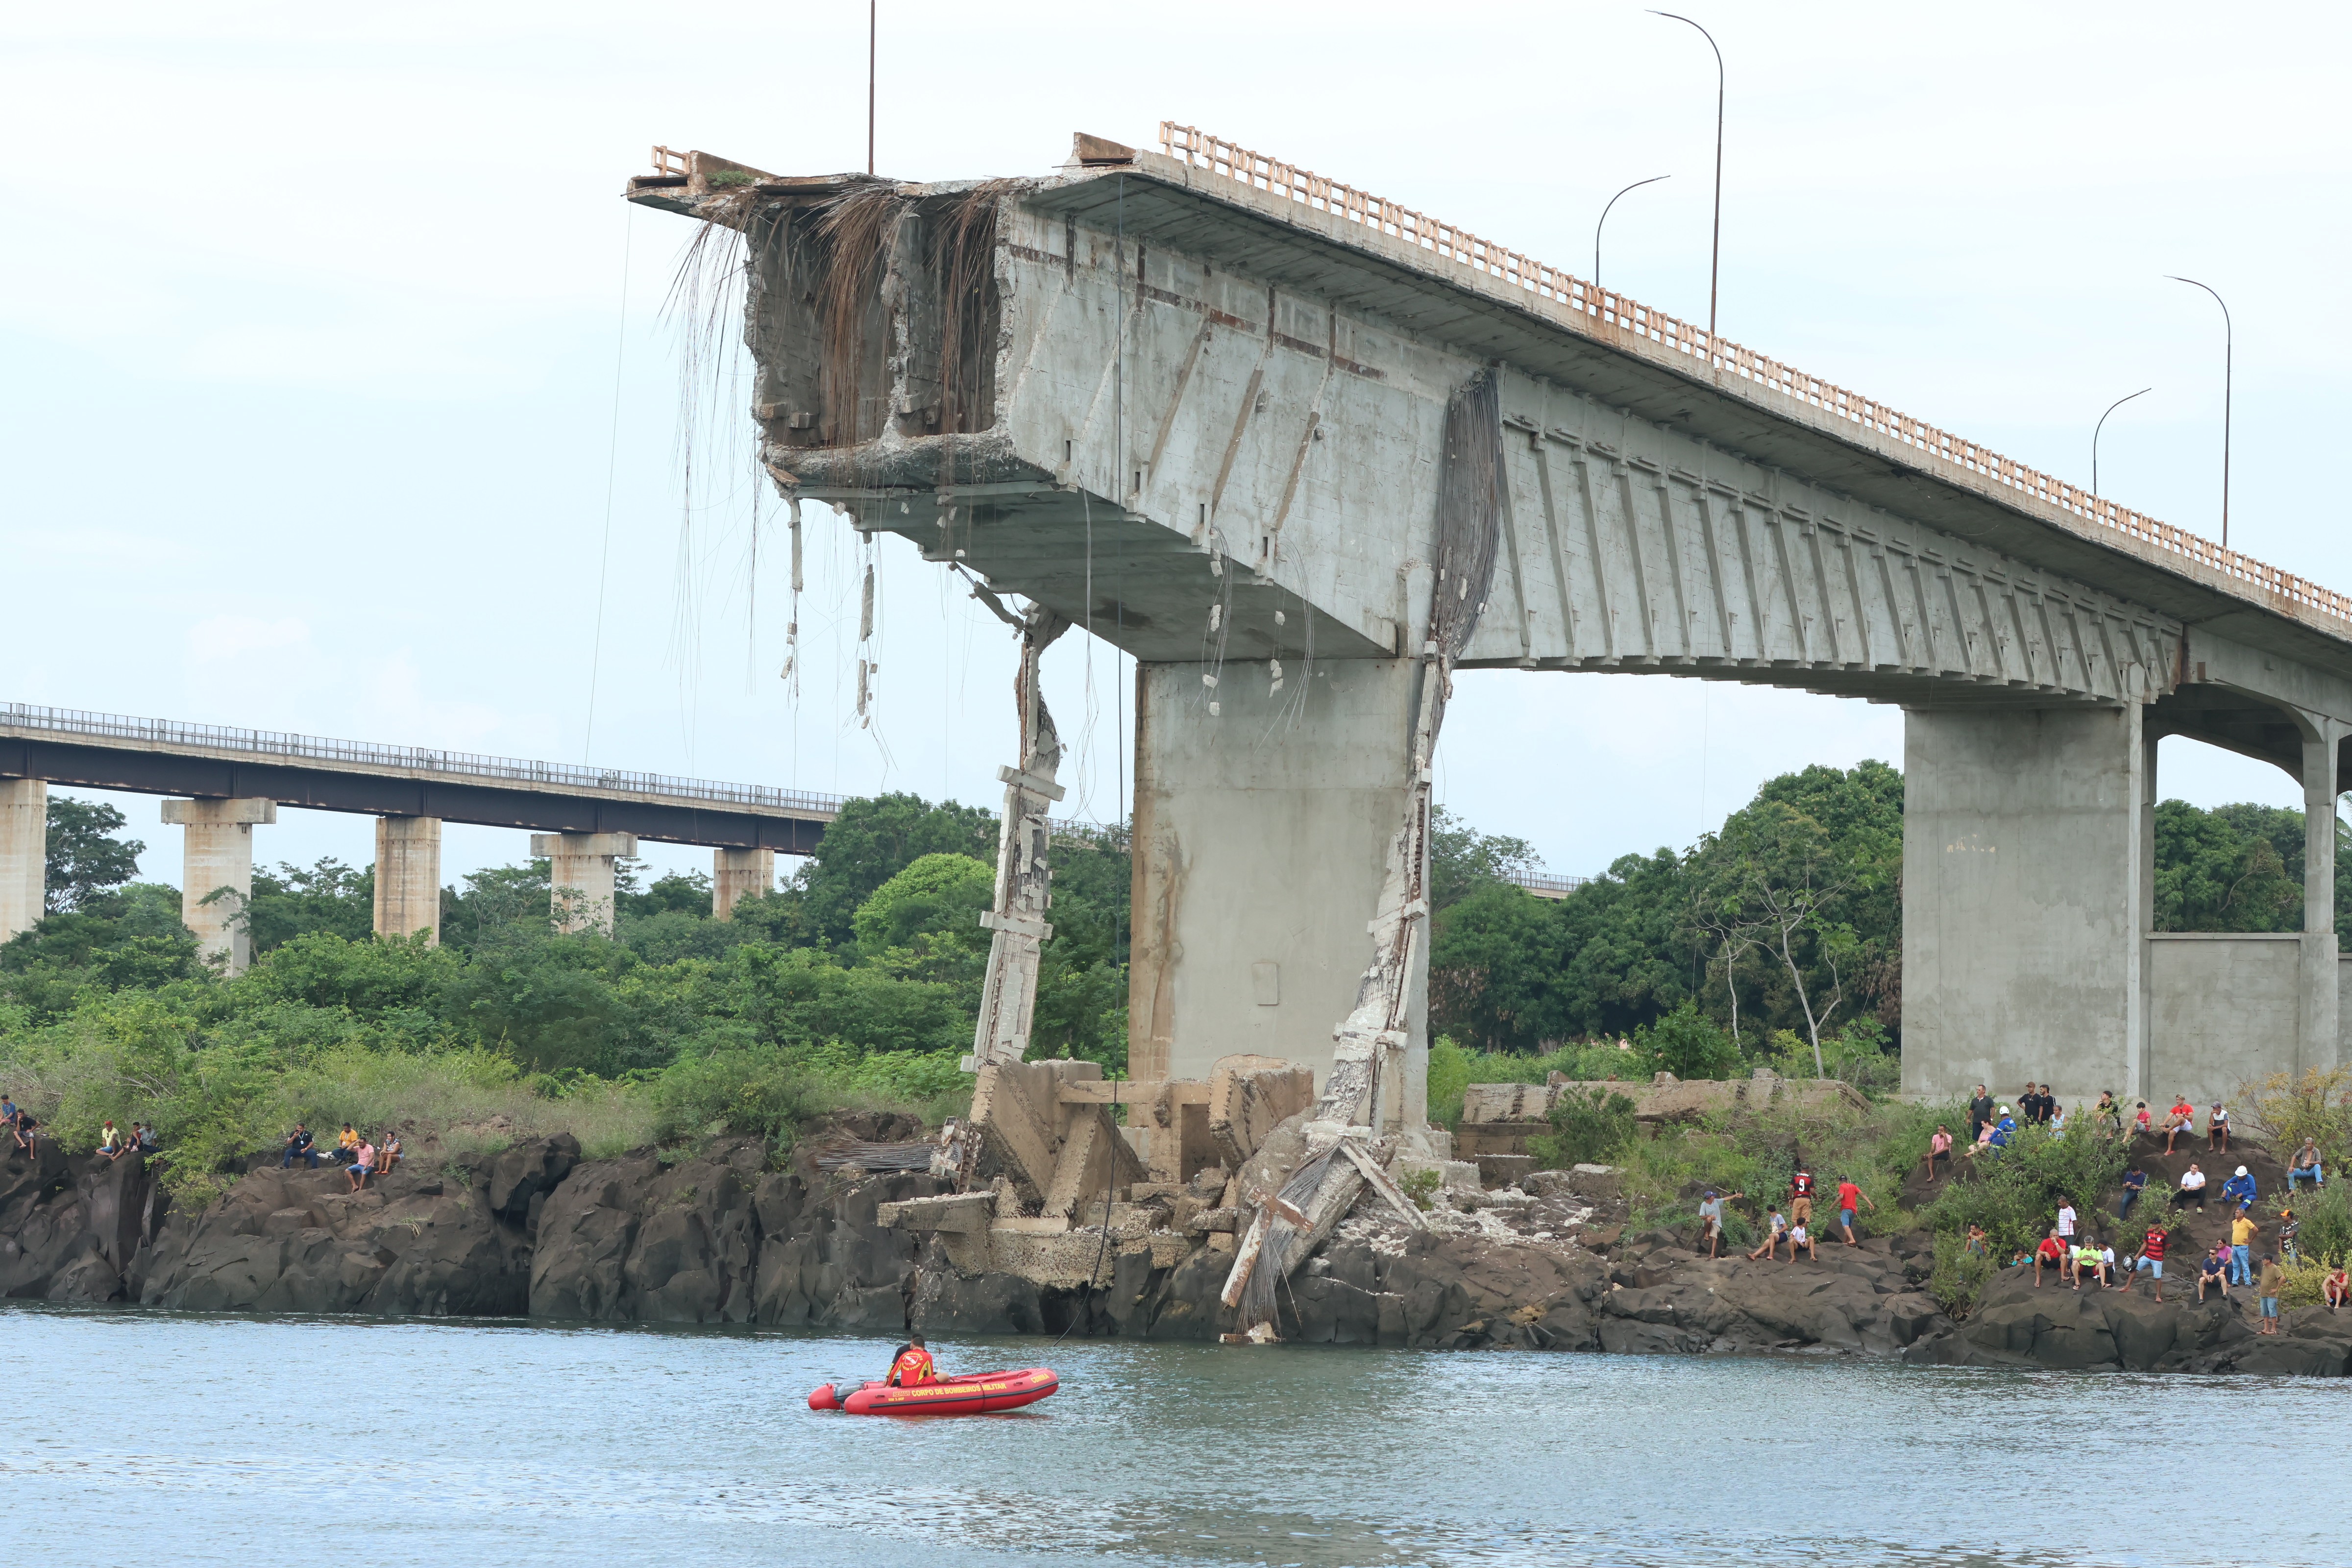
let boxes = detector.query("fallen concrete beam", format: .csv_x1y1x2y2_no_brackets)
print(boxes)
1042,1104,1148,1221
1207,1055,1317,1170
969,1061,1063,1202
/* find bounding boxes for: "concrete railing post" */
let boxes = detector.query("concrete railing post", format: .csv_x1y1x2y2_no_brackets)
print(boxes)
711,846,774,920
530,831,637,935
161,797,277,974
0,778,46,943
373,816,443,945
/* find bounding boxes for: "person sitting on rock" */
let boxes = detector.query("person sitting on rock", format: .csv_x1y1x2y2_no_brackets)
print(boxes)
1986,1109,2017,1153
96,1121,121,1158
2132,1100,2152,1139
2132,1223,2170,1302
2094,1091,2123,1137
2074,1237,2112,1291
1746,1208,1790,1261
2288,1140,2325,1193
2197,1246,2230,1302
107,1122,143,1162
2325,1264,2349,1312
2221,1165,2257,1215
1962,1223,1988,1257
2207,1102,2231,1154
2176,1163,2208,1209
346,1138,376,1192
0,1096,16,1133
1922,1126,1953,1182
378,1133,402,1176
2033,1229,2069,1288
11,1111,38,1156
2163,1097,2196,1154
281,1124,318,1170
1784,1221,1815,1262
887,1333,937,1387
2118,1165,2147,1221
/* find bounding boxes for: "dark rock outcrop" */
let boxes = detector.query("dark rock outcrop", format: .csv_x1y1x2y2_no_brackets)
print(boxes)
0,1145,169,1303
1904,1265,2352,1374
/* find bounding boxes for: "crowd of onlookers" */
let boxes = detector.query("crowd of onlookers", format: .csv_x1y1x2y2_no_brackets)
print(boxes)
2,1096,404,1194
280,1122,404,1191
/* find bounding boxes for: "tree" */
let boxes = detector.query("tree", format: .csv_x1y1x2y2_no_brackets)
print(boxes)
2152,799,2302,932
793,793,996,944
1429,806,1539,913
44,797,144,913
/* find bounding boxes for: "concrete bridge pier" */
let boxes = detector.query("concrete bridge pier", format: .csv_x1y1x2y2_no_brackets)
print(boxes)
532,831,637,935
372,815,442,945
1127,658,1429,1145
711,847,774,919
161,797,276,974
2298,726,2341,1073
0,778,45,942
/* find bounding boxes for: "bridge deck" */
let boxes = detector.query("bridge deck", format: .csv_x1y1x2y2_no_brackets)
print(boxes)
0,703,839,853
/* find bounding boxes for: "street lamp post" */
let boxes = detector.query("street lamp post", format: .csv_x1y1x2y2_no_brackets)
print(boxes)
1651,11,1724,343
2166,275,2232,549
1594,175,1670,293
2092,387,2152,500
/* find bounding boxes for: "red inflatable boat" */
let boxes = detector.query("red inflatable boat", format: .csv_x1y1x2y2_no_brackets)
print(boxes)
808,1366,1058,1416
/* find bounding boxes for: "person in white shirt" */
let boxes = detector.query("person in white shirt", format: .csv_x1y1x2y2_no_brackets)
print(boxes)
2056,1201,2077,1241
2177,1164,2209,1210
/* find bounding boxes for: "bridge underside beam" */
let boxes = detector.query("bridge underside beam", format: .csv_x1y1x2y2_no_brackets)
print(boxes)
0,739,825,853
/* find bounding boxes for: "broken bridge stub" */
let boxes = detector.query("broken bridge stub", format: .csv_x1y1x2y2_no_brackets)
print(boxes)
969,1061,1065,1204
1042,1106,1147,1221
1207,1054,1316,1169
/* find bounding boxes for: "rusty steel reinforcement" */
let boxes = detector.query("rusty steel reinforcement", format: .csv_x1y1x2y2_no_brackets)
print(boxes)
1155,122,2352,630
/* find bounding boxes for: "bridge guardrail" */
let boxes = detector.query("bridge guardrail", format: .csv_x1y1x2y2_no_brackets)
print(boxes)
1157,122,2352,630
0,702,847,819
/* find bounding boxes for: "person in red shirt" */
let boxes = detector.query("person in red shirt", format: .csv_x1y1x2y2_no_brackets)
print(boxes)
1788,1167,1816,1228
2132,1223,2169,1301
2033,1230,2069,1288
886,1334,937,1387
1834,1178,1875,1246
2163,1097,2196,1154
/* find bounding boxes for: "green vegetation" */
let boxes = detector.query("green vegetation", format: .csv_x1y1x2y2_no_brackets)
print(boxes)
0,793,1130,1197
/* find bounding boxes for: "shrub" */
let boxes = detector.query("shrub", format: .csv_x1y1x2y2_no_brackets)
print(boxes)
2238,1067,2352,1173
1929,1230,1995,1318
1532,1086,1637,1168
1921,1122,2128,1258
1426,1037,1472,1128
2287,1181,2352,1266
1635,1002,1739,1080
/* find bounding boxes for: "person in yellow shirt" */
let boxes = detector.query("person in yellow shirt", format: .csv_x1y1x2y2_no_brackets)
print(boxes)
2228,1211,2258,1287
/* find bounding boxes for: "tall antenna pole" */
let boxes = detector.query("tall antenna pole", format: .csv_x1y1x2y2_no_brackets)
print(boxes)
867,0,877,176
2166,276,2233,548
1651,12,1724,344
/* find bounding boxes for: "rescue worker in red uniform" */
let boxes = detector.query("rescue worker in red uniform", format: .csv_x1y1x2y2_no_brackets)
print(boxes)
886,1333,937,1387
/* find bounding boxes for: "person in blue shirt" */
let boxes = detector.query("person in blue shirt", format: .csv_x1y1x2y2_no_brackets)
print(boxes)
1986,1109,2018,1153
2220,1165,2257,1213
2117,1166,2148,1220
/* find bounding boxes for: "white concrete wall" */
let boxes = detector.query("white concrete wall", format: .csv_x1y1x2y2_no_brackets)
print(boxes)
2147,933,2305,1102
1900,706,2148,1104
1129,658,1419,1090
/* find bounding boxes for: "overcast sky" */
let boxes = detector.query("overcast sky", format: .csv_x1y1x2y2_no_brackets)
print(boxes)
3,2,2346,893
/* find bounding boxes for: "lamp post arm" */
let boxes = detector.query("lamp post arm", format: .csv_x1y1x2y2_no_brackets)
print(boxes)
2092,387,2152,500
1593,175,1670,292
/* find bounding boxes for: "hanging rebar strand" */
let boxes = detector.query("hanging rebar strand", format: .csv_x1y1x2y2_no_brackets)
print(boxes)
1227,369,1504,1336
971,602,1072,1067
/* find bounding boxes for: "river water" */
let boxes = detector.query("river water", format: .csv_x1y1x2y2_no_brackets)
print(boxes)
2,1307,2337,1567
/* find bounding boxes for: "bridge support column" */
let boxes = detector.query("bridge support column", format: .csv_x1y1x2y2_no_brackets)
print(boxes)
2301,727,2341,1072
161,797,277,974
531,832,637,935
1900,706,2149,1105
0,778,45,943
1128,659,1425,1114
373,816,442,945
711,847,775,919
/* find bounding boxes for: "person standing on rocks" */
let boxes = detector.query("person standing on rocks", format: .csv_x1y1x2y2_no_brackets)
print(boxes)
1747,1208,1790,1261
2278,1207,2299,1264
2132,1222,2169,1301
2227,1208,2258,1287
1967,1085,1993,1147
1696,1190,1743,1258
2257,1254,2287,1333
2055,1198,2078,1250
1788,1166,1816,1230
1834,1177,1873,1245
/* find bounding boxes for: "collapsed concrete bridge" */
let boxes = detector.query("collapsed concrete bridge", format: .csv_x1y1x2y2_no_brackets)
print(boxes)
628,123,2352,1148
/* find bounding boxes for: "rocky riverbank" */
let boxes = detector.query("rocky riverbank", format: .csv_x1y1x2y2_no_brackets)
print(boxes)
5,1131,2349,1375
